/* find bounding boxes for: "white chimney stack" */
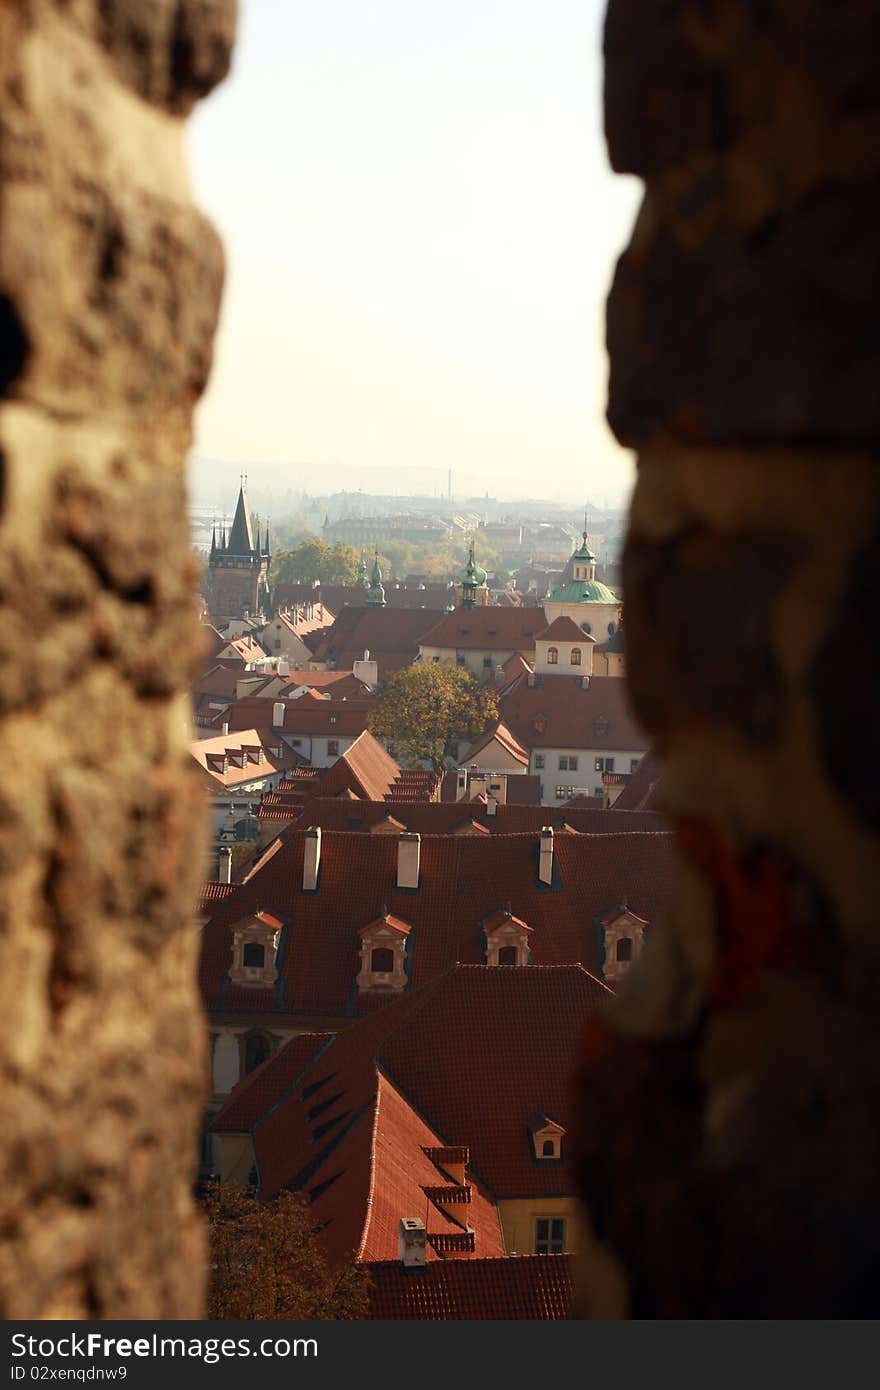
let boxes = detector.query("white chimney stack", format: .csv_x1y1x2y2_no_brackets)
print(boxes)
272,701,285,728
218,846,232,885
397,832,421,889
399,1217,427,1269
303,826,321,892
486,796,498,817
539,826,554,885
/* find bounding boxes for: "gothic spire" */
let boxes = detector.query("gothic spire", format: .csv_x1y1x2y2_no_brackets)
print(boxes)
226,476,256,556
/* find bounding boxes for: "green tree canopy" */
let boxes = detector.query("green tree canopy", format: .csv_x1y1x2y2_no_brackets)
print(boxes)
271,539,360,588
200,1181,371,1320
368,663,498,771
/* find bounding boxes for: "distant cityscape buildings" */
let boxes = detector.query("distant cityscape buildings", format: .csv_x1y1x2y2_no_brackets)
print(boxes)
190,477,655,1317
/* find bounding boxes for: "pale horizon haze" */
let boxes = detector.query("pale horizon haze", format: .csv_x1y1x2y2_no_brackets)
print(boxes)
189,0,642,508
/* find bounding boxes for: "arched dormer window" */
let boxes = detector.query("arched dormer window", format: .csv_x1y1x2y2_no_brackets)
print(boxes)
580,621,592,635
357,912,412,993
600,906,648,982
229,911,283,987
547,647,558,665
483,909,532,967
528,1114,565,1162
570,647,582,666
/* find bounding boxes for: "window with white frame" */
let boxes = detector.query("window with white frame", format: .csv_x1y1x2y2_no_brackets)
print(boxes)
534,1217,566,1254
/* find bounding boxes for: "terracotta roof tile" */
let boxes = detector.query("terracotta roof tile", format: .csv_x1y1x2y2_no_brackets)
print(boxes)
199,828,671,1022
365,1253,573,1319
419,607,548,652
217,965,611,1204
500,674,648,752
535,615,597,643
464,721,530,767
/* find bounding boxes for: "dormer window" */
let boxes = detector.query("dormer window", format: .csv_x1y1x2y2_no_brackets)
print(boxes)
229,911,283,987
600,906,648,982
483,909,532,967
528,1114,565,1162
357,912,412,993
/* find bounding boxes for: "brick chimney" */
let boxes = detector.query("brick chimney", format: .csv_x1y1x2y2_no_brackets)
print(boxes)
397,832,421,889
399,1217,427,1269
539,826,554,885
303,826,321,892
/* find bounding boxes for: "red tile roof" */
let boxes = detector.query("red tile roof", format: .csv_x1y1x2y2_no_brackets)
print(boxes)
198,828,671,1022
229,696,374,740
500,674,649,752
318,731,402,802
190,729,305,790
464,721,531,767
282,796,663,836
419,607,549,652
366,1253,573,1319
312,607,447,678
535,615,597,643
216,965,609,1215
612,750,663,812
221,1058,506,1271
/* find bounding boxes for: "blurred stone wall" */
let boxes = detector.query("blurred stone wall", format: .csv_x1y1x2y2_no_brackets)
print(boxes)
576,0,880,1316
0,0,236,1317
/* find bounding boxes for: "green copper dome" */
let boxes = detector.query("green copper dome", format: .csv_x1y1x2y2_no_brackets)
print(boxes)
460,542,487,588
549,577,619,604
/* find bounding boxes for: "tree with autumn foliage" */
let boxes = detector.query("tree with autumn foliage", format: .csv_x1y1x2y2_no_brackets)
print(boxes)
368,662,498,771
200,1182,371,1321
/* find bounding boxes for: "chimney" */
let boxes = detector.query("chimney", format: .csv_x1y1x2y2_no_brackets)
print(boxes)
456,769,467,800
527,672,537,688
303,826,321,891
399,1217,427,1269
218,846,232,884
486,795,498,817
221,721,229,735
397,832,421,889
539,826,554,885
272,702,285,728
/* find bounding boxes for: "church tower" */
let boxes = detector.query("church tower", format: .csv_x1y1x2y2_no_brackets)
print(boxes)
458,539,489,609
365,552,387,608
206,478,270,626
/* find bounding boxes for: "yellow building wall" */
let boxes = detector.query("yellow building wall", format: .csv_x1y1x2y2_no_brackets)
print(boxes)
497,1195,583,1256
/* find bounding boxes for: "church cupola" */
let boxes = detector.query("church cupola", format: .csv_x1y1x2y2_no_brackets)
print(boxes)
459,540,488,610
366,552,387,607
571,530,597,584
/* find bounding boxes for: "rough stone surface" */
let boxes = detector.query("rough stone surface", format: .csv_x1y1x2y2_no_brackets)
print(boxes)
577,0,880,1318
604,0,880,447
0,0,235,1319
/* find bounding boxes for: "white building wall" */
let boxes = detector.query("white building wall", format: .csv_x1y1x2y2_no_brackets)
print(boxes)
529,746,646,805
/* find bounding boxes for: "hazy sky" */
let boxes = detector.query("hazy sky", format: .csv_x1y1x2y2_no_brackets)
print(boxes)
189,1,641,506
